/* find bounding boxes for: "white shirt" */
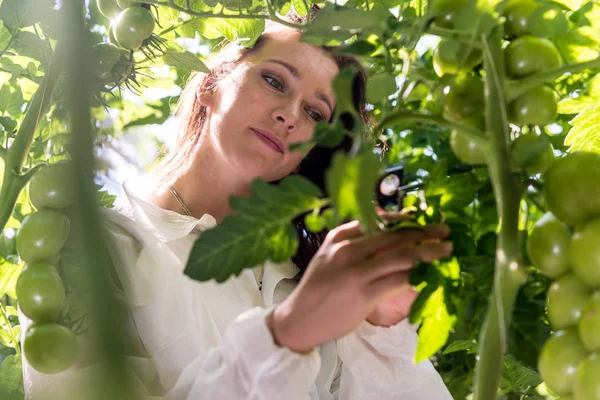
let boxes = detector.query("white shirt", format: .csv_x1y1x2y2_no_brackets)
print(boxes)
19,178,453,400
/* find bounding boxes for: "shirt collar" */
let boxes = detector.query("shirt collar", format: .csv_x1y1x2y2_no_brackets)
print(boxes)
121,177,217,242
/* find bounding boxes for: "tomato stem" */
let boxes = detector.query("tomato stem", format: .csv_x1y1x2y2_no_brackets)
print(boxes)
473,26,528,400
0,303,21,357
505,56,600,102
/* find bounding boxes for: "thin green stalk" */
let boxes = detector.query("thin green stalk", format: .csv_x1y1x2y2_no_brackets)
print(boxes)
505,56,600,101
0,303,20,356
473,26,527,400
61,1,138,399
377,111,488,147
0,48,63,234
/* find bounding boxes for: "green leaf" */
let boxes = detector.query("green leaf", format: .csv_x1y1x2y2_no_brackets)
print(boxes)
198,17,265,47
558,95,597,114
425,172,482,209
11,31,51,66
336,40,377,56
500,355,543,394
0,0,55,29
555,27,600,63
443,339,478,355
184,175,324,282
292,0,308,17
326,147,383,233
162,50,210,73
0,83,23,117
415,286,457,363
0,261,22,299
564,104,600,153
0,354,23,395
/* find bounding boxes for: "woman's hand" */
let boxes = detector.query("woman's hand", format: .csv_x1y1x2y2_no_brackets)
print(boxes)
269,218,452,354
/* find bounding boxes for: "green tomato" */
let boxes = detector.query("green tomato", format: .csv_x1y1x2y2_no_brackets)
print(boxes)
509,85,557,127
96,0,122,18
24,324,79,374
366,73,397,104
528,4,570,39
433,40,482,77
579,291,600,352
29,161,74,210
92,42,120,78
571,218,600,288
527,212,570,279
502,0,538,37
574,353,600,400
16,210,70,264
113,7,155,50
505,35,562,78
443,75,484,121
547,274,592,329
511,133,554,174
304,213,325,233
430,0,467,29
16,263,65,324
450,117,486,165
538,329,588,396
543,152,600,227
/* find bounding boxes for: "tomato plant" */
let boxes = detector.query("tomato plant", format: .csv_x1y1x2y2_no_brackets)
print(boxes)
574,353,600,400
579,292,600,352
1,0,600,399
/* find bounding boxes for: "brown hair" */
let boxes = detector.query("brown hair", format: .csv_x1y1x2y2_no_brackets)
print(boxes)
153,7,372,273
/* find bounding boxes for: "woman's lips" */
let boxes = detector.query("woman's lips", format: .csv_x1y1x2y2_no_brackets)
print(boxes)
251,129,284,153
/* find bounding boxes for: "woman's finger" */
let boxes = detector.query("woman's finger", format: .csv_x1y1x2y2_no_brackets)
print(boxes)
363,241,454,282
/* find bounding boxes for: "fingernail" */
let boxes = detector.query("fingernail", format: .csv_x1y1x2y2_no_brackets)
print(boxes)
428,224,450,235
442,241,453,253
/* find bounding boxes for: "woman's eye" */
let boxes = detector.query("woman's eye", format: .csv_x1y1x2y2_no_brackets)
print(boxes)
263,75,284,91
307,110,324,122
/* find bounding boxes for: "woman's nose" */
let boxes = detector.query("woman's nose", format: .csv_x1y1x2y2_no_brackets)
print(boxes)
272,104,300,131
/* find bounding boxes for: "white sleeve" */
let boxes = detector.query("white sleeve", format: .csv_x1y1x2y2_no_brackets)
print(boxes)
333,319,453,400
167,306,322,400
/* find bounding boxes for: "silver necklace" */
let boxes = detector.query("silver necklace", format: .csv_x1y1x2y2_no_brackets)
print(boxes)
167,185,193,217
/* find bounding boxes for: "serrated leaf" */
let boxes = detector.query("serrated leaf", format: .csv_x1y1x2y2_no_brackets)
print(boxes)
564,104,600,153
11,30,51,66
500,355,543,394
558,95,597,114
195,17,264,47
443,339,478,355
0,354,23,395
555,26,600,63
184,175,324,282
162,50,209,73
0,261,23,299
292,0,308,17
425,172,482,208
415,286,457,363
0,83,24,117
0,0,55,29
326,147,383,233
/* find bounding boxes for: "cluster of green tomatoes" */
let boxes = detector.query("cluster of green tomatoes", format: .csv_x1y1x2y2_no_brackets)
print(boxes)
15,162,79,374
527,152,600,400
91,0,157,87
431,0,562,174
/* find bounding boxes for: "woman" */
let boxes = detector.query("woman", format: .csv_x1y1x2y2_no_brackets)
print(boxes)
20,11,454,400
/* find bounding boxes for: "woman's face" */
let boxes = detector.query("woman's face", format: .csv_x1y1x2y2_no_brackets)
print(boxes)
200,31,339,183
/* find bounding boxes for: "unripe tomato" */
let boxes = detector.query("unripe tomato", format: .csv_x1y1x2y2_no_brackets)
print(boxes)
505,36,562,78
430,0,467,29
433,40,482,77
543,152,600,226
16,211,70,264
509,85,557,127
502,0,538,37
574,353,600,400
443,75,484,120
538,329,588,396
579,291,600,351
511,133,554,174
547,274,592,329
450,117,486,165
113,7,155,50
571,218,600,288
29,161,75,210
92,42,120,79
526,212,570,279
24,324,79,374
116,0,140,8
97,0,122,18
16,263,65,324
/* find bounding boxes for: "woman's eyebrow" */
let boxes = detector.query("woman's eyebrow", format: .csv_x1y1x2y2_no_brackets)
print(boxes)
265,58,334,115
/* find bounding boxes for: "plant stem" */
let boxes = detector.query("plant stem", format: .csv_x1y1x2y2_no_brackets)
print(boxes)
0,46,63,233
0,303,20,356
377,111,488,146
505,56,600,101
473,26,527,400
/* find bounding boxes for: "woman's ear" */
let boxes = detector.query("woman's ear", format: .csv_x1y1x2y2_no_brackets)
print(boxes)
197,73,218,106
